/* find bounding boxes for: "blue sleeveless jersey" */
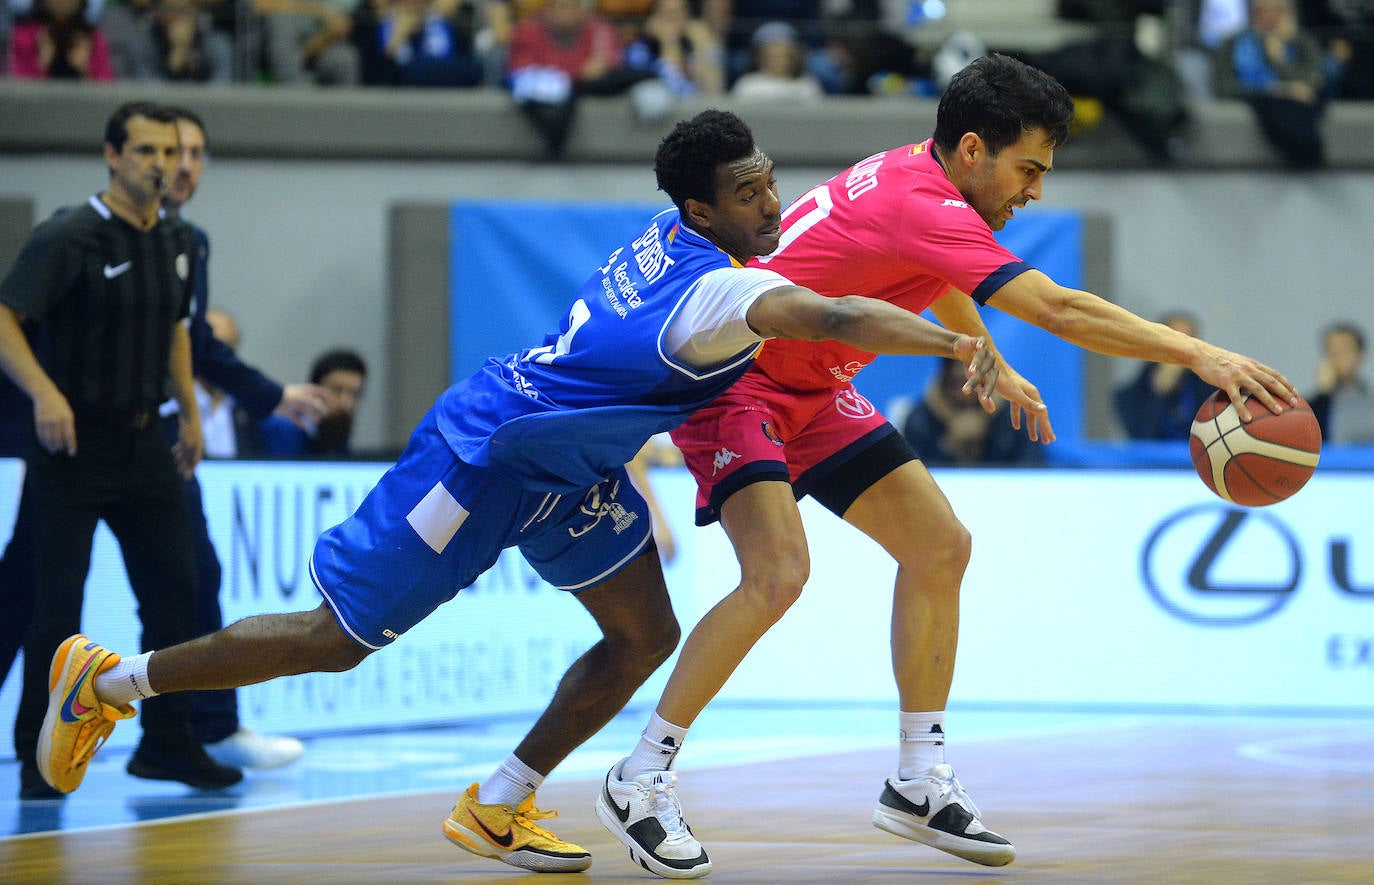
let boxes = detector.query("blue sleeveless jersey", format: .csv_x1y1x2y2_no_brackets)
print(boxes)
435,209,766,492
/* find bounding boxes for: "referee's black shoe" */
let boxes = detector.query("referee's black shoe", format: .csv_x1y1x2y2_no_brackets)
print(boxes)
127,743,243,791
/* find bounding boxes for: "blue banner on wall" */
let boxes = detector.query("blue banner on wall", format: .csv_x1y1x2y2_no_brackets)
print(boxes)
450,200,1085,440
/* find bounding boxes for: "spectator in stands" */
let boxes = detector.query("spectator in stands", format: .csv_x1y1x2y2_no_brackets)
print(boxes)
729,19,822,101
255,0,360,85
353,0,485,86
258,348,367,457
720,0,819,85
1036,0,1189,162
902,357,1044,468
125,0,233,81
5,0,115,79
1214,0,1328,169
1296,0,1373,100
623,0,723,98
809,0,930,97
505,0,647,158
1309,321,1374,443
1113,310,1213,440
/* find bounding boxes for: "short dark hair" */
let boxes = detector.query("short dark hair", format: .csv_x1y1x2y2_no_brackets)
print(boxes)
654,110,758,211
1324,321,1366,353
310,349,367,384
933,54,1074,157
164,105,209,149
105,101,175,153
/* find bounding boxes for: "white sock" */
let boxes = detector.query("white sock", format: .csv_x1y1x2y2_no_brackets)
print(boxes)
621,711,689,778
897,710,946,779
477,754,544,808
93,651,157,707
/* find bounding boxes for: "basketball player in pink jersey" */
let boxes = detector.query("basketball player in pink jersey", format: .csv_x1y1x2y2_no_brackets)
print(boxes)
599,54,1300,877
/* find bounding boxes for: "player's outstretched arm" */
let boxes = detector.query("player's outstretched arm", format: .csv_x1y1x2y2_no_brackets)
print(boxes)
747,285,998,402
930,289,1054,443
988,270,1299,422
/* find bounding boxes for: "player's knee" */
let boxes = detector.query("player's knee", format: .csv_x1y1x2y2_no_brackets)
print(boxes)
740,552,810,617
896,512,971,576
304,608,371,672
609,614,680,674
928,517,972,576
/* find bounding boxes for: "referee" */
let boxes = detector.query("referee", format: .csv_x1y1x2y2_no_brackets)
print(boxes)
0,101,241,798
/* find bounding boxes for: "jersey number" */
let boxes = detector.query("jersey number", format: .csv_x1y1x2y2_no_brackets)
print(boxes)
525,298,591,365
756,184,832,264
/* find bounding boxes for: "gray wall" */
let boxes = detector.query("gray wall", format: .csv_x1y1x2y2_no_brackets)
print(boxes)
1,154,1369,449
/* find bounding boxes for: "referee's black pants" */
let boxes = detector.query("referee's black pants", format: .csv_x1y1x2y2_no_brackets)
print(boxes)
14,414,201,774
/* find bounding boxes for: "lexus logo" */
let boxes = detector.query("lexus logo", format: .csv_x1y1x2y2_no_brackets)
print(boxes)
1141,504,1302,626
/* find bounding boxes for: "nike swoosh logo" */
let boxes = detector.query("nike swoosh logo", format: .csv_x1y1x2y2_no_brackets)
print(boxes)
605,777,631,823
59,654,99,723
103,261,133,279
468,809,515,848
880,782,931,819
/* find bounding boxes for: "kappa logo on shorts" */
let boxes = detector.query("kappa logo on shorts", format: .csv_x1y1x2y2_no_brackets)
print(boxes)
711,447,741,475
568,479,639,538
835,389,876,420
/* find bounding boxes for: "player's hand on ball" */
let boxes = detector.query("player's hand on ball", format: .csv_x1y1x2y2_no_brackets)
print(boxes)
1195,346,1299,422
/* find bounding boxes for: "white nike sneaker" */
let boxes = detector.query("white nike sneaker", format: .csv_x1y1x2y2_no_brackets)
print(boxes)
872,763,1015,867
204,729,304,770
595,759,711,879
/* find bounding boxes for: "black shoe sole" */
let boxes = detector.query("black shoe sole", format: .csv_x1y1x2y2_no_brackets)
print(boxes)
126,754,244,790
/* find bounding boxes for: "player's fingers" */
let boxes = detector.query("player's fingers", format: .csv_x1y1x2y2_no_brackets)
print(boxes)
1225,386,1256,422
1038,412,1057,444
1260,365,1301,405
1244,380,1288,416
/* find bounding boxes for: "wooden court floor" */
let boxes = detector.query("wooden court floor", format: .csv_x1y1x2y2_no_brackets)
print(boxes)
3,715,1372,884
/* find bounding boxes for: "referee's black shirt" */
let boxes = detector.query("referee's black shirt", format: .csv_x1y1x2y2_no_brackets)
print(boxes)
0,196,193,414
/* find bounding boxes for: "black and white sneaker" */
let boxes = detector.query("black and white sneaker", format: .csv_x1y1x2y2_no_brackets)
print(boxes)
595,759,711,879
872,763,1015,867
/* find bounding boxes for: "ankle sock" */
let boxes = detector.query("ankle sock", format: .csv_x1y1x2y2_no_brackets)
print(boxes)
898,710,946,779
94,651,156,707
621,711,689,778
477,753,544,807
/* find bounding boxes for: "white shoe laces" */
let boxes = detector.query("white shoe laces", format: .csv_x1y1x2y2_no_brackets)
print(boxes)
928,764,982,819
646,773,693,843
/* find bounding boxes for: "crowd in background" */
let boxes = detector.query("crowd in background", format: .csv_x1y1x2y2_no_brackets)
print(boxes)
4,1,1372,107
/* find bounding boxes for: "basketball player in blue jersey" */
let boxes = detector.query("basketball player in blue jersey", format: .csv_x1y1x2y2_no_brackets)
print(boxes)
33,110,996,873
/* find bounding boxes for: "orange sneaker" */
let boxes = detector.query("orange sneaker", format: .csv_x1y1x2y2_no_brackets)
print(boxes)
37,635,136,793
442,782,591,872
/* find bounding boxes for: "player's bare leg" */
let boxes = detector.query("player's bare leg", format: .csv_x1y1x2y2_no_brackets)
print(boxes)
840,461,965,713
447,549,679,874
515,549,680,774
598,479,805,878
146,604,367,692
843,459,1014,867
658,479,809,727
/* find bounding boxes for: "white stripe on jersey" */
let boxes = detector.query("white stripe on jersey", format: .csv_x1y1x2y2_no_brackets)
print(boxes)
659,266,790,378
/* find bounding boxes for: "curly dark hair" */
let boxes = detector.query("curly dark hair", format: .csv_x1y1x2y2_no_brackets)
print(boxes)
654,109,758,211
933,54,1074,156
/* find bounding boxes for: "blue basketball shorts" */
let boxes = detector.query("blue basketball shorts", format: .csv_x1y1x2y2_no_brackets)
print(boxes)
309,408,654,650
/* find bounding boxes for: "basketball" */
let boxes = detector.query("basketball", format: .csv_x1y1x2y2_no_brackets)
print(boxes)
1189,390,1322,506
